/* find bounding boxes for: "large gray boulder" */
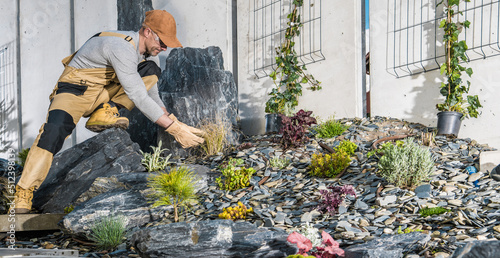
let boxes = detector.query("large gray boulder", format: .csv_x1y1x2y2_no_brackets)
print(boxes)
344,232,431,258
32,128,145,213
158,46,240,157
129,220,297,257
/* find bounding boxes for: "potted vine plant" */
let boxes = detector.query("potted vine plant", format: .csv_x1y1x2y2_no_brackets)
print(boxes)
265,0,321,134
436,0,481,136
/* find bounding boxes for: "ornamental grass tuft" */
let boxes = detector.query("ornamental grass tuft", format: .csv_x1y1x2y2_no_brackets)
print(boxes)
88,215,127,251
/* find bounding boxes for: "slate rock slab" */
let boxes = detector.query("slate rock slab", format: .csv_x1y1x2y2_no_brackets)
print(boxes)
344,232,431,258
32,128,145,213
129,220,297,257
158,46,240,157
451,241,500,258
62,188,168,236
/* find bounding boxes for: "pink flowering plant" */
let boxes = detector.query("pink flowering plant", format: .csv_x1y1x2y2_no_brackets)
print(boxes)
287,230,344,258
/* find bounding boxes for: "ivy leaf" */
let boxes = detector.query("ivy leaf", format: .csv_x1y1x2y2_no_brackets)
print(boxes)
465,68,473,77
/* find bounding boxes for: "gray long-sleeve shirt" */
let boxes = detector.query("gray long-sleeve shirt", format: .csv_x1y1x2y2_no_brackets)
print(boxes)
68,30,165,122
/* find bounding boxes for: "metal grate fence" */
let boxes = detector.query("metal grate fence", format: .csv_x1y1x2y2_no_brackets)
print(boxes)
253,0,325,78
389,0,500,78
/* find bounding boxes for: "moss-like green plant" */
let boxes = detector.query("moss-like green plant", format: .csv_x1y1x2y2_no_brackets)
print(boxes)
147,166,198,222
88,215,126,251
309,152,351,178
218,201,253,221
397,226,423,234
315,118,349,139
269,156,291,169
216,158,255,191
198,114,231,156
334,140,357,156
140,140,171,172
377,138,434,188
419,207,450,217
17,148,30,167
64,205,74,214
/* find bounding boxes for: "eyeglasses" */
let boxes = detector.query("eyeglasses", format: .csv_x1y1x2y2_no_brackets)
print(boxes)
151,29,167,49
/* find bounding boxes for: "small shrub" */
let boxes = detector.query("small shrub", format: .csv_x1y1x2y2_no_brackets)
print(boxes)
279,110,317,149
419,207,450,217
309,152,351,178
216,158,255,191
140,140,171,172
17,148,30,167
147,166,198,222
269,156,291,169
316,185,356,216
199,114,231,156
218,201,253,220
334,140,357,156
377,138,434,188
315,117,349,138
88,215,126,251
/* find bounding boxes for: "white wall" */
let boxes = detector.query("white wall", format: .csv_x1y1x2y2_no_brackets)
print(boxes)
1,0,118,153
370,0,500,149
1,0,364,156
238,0,364,135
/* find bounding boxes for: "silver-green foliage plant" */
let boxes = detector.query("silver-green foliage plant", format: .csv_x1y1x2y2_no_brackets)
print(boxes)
89,215,126,250
140,140,172,172
269,156,291,169
147,166,198,222
377,138,434,188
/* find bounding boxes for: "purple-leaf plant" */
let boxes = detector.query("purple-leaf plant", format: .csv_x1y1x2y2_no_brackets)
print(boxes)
316,185,356,216
279,109,317,149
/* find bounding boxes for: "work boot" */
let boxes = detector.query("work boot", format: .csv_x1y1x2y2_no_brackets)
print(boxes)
13,185,36,214
85,103,129,132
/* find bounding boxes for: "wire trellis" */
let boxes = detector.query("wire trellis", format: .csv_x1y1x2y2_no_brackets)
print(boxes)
253,0,325,79
389,0,500,78
0,41,18,152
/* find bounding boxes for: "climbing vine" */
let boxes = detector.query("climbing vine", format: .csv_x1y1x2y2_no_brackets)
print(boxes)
265,0,321,114
436,0,481,118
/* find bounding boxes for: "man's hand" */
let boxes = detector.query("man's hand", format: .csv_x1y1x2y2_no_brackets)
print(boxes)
165,121,204,148
168,114,206,137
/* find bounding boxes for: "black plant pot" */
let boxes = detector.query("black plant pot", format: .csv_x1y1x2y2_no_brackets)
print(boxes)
265,114,282,134
437,111,463,136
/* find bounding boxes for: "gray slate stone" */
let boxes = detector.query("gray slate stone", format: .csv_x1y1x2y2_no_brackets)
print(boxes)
158,47,240,157
33,128,145,213
344,232,431,258
62,188,168,236
129,220,297,257
451,241,500,258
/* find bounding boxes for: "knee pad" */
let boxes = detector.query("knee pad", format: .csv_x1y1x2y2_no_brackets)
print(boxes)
137,60,161,79
37,110,76,154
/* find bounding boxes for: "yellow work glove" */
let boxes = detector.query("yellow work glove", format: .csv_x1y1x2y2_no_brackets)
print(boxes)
165,121,204,148
168,114,206,137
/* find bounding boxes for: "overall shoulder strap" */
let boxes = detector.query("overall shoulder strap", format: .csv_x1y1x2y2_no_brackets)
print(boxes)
92,31,136,49
62,31,137,66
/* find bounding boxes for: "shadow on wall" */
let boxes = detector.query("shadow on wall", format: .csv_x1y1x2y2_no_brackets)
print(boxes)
238,74,275,136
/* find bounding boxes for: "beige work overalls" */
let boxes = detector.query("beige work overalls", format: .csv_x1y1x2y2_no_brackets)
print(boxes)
17,32,160,190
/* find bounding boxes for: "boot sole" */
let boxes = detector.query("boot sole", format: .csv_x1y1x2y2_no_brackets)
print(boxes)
14,208,31,214
85,123,129,133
